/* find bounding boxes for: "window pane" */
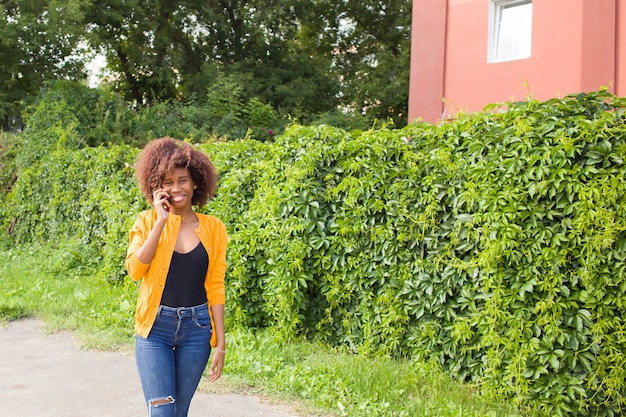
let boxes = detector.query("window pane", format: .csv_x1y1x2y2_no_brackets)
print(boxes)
495,2,532,61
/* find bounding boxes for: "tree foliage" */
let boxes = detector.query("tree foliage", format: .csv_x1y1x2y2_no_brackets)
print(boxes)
203,90,626,416
0,0,88,129
299,0,412,123
0,0,411,131
3,90,626,416
83,0,345,118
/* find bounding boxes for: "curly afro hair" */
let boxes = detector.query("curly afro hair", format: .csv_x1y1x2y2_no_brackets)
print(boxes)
135,137,218,208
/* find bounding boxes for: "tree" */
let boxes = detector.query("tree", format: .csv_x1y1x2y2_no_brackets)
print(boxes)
0,0,88,129
83,0,189,104
1,0,412,132
299,0,412,126
84,0,340,118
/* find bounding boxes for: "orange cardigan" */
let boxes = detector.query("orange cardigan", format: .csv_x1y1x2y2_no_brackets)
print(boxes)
126,210,227,346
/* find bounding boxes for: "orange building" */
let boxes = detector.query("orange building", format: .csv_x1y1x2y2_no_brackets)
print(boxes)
408,0,626,124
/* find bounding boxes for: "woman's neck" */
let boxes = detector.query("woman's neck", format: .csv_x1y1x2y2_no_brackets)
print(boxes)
170,208,197,223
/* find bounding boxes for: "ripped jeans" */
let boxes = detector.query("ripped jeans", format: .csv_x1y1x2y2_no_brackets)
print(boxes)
135,303,213,417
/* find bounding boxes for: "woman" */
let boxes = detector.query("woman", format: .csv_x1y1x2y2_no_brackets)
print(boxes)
126,137,227,417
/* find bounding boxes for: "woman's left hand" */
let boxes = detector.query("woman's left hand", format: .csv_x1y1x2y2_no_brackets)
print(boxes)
208,348,225,382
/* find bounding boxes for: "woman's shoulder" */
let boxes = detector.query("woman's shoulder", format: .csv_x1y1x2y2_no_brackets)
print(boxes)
196,212,224,225
129,210,157,233
196,213,226,232
131,209,153,223
137,209,157,221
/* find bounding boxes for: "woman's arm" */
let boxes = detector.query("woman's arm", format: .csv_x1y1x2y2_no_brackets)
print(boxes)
133,217,167,264
127,190,171,279
208,303,225,382
135,189,170,264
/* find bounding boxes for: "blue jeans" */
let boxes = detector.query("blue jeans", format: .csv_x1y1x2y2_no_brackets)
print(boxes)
135,303,213,417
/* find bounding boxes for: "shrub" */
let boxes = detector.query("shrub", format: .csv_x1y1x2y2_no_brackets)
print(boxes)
203,90,626,416
2,144,146,281
22,80,133,148
4,89,626,416
0,132,18,195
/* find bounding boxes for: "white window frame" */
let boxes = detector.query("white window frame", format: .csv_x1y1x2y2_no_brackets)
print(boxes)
488,0,532,63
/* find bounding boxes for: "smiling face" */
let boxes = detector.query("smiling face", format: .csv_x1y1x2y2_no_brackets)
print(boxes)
161,167,196,213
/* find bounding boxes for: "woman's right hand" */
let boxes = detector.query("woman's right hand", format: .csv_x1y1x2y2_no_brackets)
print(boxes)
153,189,170,219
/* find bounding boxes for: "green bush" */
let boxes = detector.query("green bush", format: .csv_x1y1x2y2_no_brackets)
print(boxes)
2,144,146,281
0,132,18,195
3,89,626,416
203,90,626,416
22,80,134,147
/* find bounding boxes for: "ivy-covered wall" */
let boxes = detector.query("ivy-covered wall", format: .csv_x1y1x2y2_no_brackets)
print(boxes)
1,90,625,416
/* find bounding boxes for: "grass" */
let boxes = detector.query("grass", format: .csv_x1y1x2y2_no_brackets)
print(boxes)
0,242,525,417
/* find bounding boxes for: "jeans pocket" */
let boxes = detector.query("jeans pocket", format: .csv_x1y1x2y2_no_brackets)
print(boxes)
193,313,212,329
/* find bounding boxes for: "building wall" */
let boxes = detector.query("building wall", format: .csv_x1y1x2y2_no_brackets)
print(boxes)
617,0,626,95
409,0,624,124
408,0,447,124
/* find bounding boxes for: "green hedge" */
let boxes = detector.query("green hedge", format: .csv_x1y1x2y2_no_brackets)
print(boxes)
1,143,146,281
2,89,626,416
207,90,626,416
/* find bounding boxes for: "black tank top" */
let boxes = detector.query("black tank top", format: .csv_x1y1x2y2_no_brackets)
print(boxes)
160,241,209,307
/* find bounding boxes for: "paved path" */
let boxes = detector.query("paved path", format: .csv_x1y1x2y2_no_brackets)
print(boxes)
0,319,302,417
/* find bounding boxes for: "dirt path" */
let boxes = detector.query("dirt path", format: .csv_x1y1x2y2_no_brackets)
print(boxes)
0,319,302,417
